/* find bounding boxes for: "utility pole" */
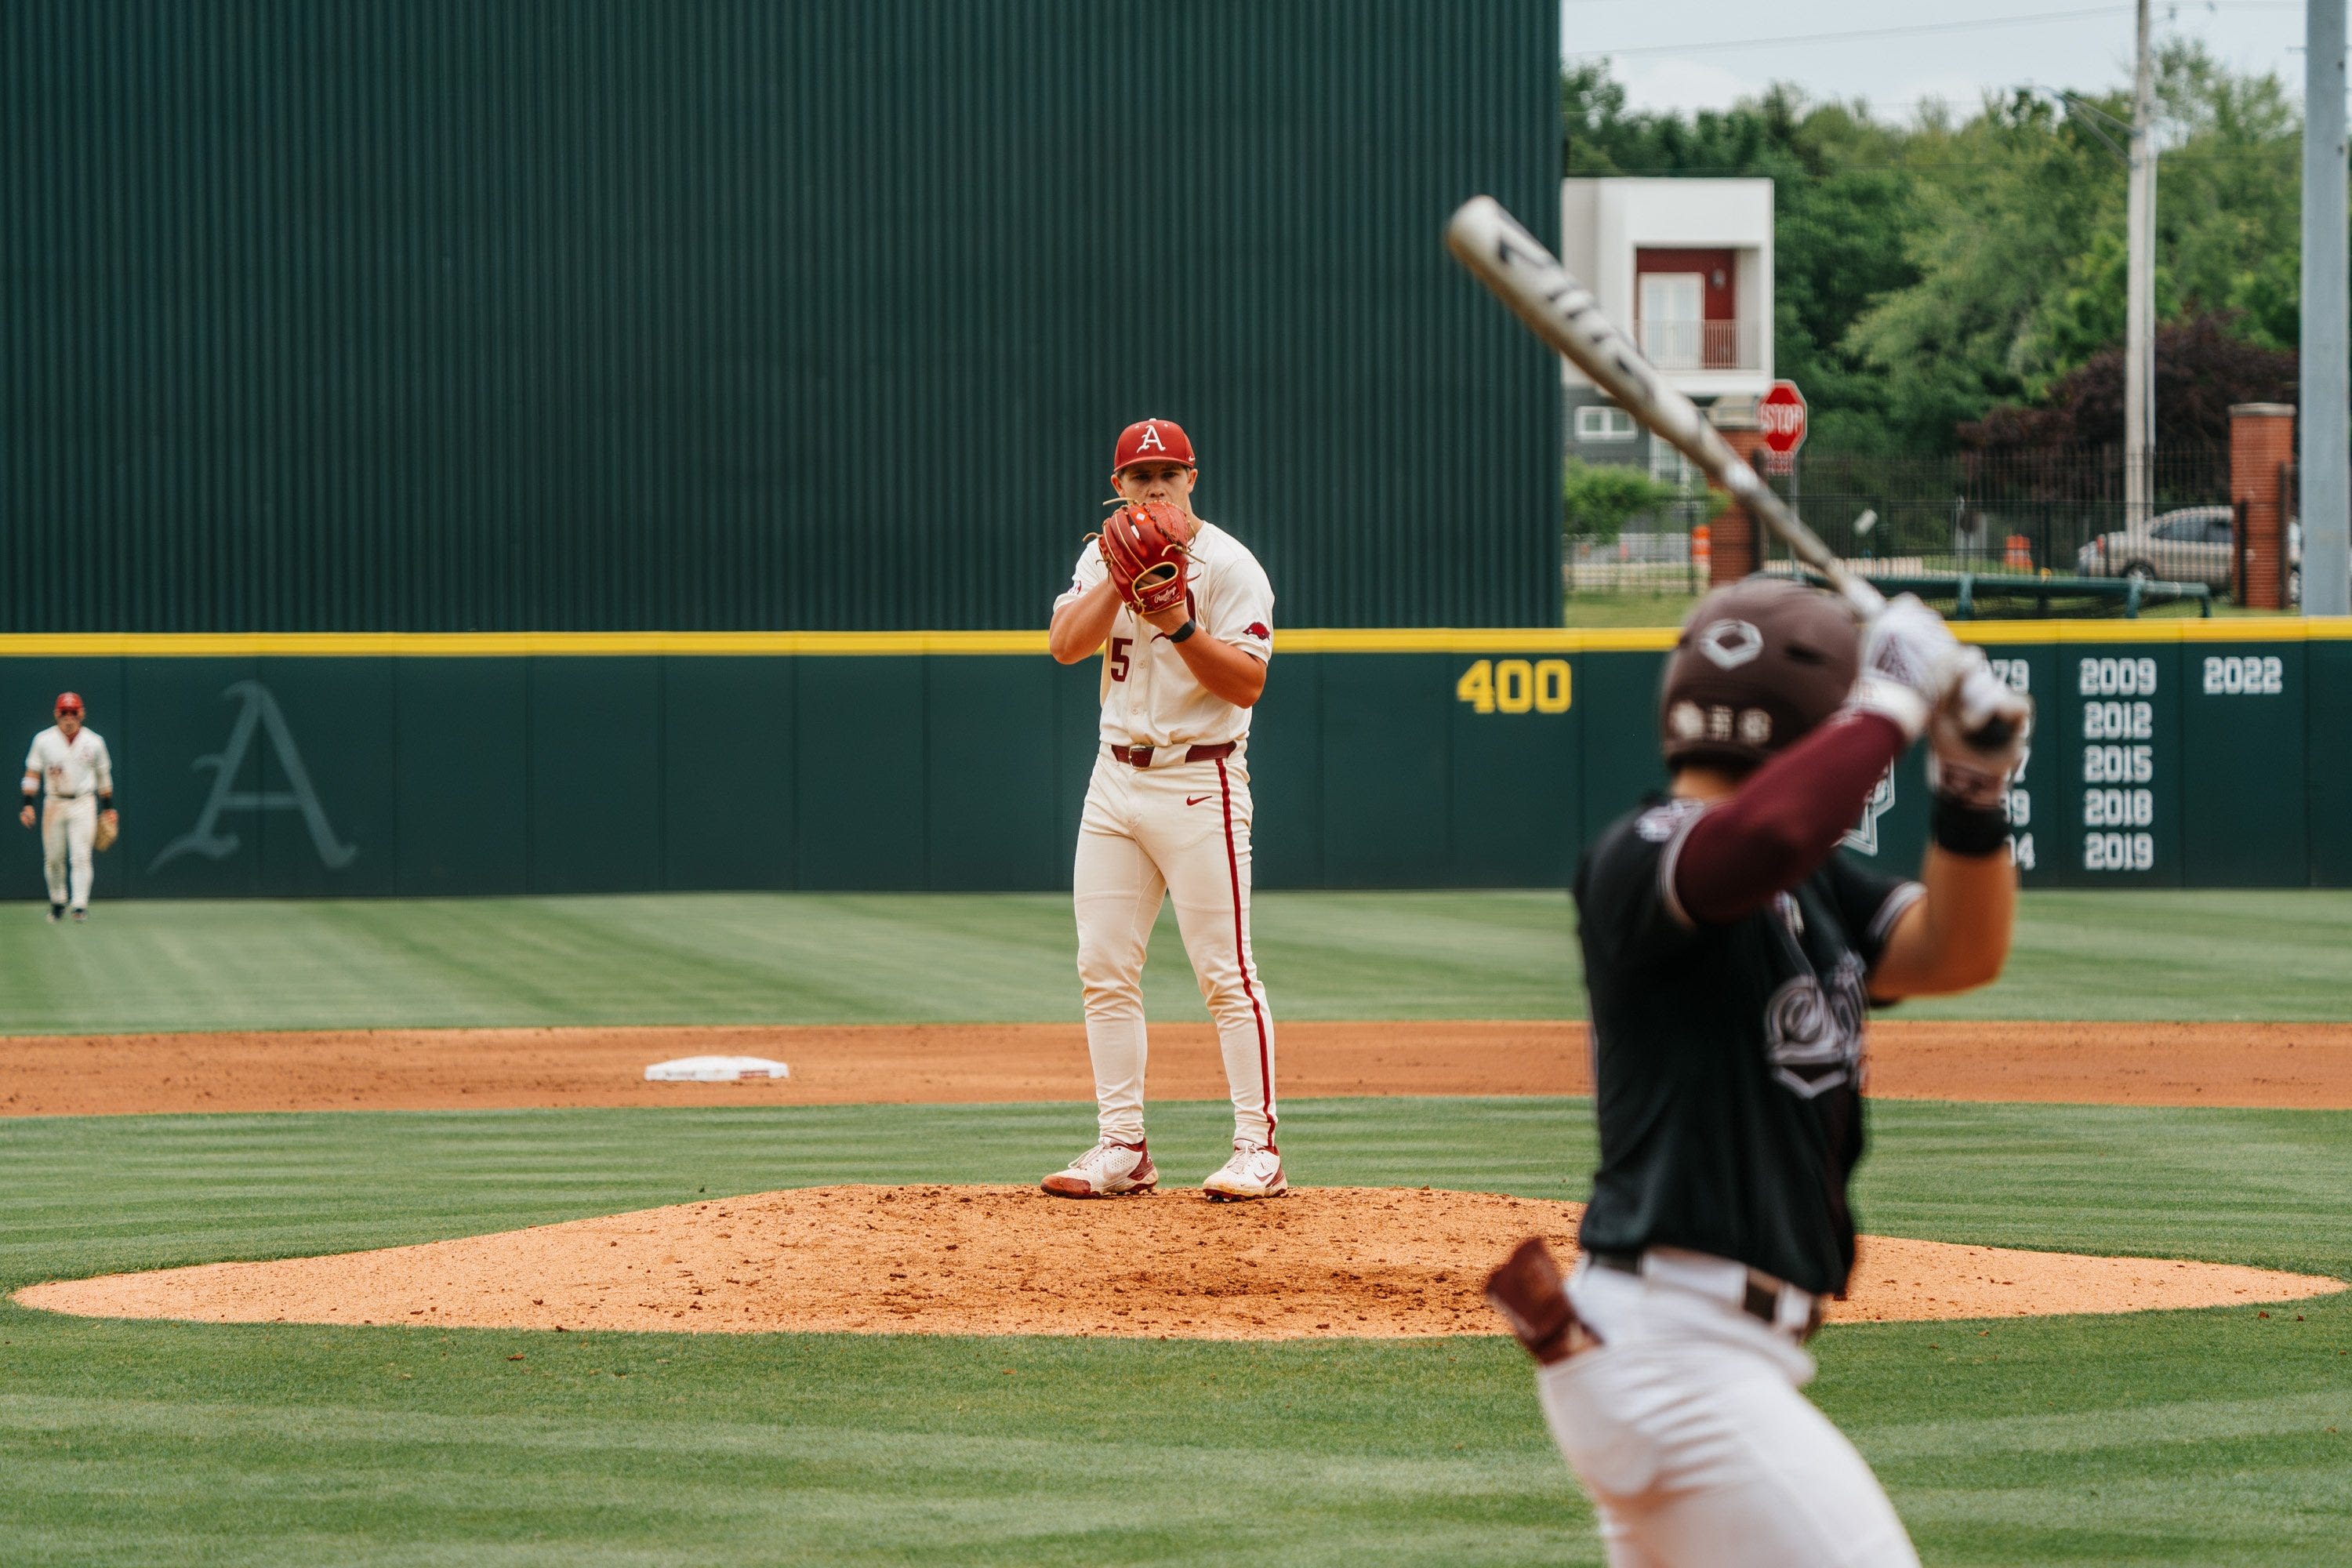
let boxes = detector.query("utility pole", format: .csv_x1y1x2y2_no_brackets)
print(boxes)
2307,0,2350,615
2124,0,2156,527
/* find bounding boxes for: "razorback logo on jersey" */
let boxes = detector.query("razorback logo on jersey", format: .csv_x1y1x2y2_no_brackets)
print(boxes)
1246,622,1270,639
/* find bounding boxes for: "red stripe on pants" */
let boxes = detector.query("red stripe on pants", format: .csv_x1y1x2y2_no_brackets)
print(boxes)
1215,757,1276,1149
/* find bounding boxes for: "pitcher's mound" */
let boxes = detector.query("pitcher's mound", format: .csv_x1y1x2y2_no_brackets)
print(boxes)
16,1185,2340,1338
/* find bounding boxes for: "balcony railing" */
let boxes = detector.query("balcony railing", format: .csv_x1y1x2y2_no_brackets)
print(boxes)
1635,318,1760,372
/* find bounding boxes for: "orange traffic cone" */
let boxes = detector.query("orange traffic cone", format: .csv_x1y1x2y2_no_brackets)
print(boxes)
2003,533,2031,571
1692,524,1712,575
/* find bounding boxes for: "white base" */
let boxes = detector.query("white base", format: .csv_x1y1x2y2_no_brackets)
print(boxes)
644,1054,791,1083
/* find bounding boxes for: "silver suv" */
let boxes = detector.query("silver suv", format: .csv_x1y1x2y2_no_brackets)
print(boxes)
2075,506,2301,598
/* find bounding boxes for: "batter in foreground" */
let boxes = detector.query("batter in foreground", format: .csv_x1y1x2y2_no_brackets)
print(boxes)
1487,579,2028,1566
1042,418,1282,1202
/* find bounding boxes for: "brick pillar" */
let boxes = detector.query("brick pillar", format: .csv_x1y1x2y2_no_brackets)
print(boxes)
1705,403,1766,583
2230,403,2295,609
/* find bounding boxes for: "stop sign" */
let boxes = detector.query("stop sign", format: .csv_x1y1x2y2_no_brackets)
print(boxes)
1758,381,1808,456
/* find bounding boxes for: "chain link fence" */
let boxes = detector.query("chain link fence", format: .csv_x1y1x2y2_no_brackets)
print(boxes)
1565,445,2239,608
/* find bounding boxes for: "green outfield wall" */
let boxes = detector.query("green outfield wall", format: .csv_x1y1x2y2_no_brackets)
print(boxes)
5,621,2347,897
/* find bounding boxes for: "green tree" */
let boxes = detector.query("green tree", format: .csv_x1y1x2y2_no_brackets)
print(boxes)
1563,459,1722,543
1564,45,2304,453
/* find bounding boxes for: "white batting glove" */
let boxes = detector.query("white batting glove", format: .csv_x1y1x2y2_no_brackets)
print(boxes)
1927,649,2034,809
1849,594,1965,742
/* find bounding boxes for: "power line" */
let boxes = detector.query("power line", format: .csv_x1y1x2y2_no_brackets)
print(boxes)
1567,7,2123,60
1563,2,2288,60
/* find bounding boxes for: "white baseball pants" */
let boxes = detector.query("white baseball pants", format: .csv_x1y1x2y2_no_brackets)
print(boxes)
1535,1255,1920,1568
1073,744,1276,1147
42,795,96,910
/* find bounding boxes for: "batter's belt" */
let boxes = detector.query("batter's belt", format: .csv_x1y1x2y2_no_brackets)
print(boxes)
1106,740,1238,768
1588,1249,1825,1341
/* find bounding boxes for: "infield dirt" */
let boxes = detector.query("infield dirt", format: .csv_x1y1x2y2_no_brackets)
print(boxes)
8,1019,2352,1116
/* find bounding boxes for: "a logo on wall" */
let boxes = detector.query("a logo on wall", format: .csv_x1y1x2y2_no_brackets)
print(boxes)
1840,768,1895,857
149,681,358,872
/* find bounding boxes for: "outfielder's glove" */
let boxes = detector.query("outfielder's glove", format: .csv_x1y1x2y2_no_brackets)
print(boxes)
1098,501,1192,618
94,811,118,853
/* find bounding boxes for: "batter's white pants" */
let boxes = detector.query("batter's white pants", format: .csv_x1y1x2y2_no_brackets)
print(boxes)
42,795,96,911
1536,1254,1920,1568
1073,744,1276,1147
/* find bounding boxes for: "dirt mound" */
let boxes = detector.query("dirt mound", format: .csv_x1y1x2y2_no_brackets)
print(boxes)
17,1185,2340,1339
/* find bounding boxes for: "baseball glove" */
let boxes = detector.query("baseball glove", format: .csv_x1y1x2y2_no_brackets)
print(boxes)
1098,501,1192,617
94,812,118,853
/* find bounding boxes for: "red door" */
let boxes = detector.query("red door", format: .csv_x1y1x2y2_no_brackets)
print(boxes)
1635,248,1737,368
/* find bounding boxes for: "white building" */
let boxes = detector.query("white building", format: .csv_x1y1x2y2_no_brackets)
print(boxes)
1559,177,1775,485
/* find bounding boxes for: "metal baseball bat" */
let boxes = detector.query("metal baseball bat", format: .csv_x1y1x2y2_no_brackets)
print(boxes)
1445,195,1878,617
1445,194,2022,745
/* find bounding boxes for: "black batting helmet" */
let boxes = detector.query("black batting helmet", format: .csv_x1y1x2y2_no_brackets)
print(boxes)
1659,577,1860,772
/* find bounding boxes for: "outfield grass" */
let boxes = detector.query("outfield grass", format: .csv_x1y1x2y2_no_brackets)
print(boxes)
3,888,2348,1035
1557,590,2296,627
2,1098,2347,1566
1560,590,1700,628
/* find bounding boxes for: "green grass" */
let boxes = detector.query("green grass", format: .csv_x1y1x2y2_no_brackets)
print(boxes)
2,1098,2348,1566
5,888,2349,1035
1561,590,1699,628
1557,589,2304,627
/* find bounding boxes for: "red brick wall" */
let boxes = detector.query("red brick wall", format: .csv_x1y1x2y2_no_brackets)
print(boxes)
1708,415,1766,584
2230,404,2294,610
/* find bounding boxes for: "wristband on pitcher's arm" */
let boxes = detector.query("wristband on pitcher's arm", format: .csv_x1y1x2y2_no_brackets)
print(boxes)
1931,795,2010,857
1168,619,1197,644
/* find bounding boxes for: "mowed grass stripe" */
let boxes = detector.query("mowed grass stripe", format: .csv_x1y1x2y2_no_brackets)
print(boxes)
5,887,2348,1035
0,1381,1591,1568
4,1098,2347,1283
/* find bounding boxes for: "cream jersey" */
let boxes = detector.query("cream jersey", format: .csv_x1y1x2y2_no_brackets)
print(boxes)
23,726,113,799
1056,519,1275,748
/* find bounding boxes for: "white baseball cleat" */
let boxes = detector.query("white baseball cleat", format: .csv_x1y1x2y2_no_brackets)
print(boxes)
1202,1141,1287,1201
1040,1138,1157,1198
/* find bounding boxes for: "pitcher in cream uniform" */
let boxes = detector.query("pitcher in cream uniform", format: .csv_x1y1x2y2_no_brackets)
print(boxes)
20,691,118,923
1042,418,1283,1201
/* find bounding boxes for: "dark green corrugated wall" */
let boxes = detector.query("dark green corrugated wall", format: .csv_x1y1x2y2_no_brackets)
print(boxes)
0,1,1559,632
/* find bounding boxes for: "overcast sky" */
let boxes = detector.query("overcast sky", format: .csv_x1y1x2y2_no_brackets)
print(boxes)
1562,1,2310,120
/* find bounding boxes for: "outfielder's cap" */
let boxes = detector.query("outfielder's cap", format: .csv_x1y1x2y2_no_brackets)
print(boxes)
1658,577,1859,772
53,691,83,716
1112,418,1196,474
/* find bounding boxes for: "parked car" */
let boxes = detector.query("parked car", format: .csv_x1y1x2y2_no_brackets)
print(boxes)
2074,506,2301,595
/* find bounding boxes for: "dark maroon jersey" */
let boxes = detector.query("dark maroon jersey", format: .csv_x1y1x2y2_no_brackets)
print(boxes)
1571,796,1922,1297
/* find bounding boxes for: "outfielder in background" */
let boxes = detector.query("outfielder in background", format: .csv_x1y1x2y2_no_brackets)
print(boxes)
1041,418,1283,1202
1486,580,2029,1568
20,691,118,923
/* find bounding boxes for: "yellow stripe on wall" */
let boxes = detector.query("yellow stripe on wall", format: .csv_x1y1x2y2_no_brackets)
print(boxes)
0,620,2343,657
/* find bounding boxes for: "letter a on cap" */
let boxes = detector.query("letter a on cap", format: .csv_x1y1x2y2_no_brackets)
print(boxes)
1113,417,1196,472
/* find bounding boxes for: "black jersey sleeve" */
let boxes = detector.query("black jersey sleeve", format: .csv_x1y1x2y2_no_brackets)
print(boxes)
1823,850,1926,972
1573,799,1713,967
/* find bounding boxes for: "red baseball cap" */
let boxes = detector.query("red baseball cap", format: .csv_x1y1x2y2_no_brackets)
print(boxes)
1112,418,1196,474
54,691,83,716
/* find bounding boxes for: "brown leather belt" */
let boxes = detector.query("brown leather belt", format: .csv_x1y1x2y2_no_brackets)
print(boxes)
1109,740,1237,768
